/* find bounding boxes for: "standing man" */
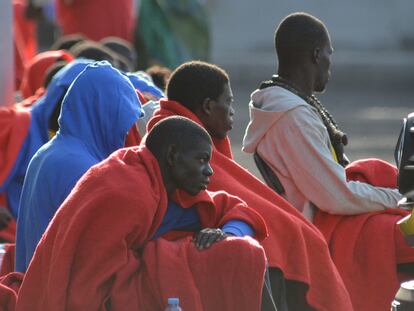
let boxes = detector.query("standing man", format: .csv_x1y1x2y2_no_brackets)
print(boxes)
242,12,414,311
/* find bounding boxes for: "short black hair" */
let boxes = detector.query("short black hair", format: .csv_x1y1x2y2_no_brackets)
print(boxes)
275,12,329,64
70,41,117,66
146,116,212,159
101,36,137,71
166,61,229,112
44,61,69,88
146,65,172,91
51,34,86,51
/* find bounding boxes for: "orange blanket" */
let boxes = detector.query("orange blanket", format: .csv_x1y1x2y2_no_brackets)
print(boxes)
16,146,268,311
314,158,413,311
147,99,354,311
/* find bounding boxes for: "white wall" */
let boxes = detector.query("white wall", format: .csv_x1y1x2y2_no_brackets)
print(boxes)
0,1,13,107
206,0,414,63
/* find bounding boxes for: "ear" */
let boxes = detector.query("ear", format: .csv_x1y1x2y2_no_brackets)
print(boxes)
313,47,321,64
201,98,214,116
166,144,179,166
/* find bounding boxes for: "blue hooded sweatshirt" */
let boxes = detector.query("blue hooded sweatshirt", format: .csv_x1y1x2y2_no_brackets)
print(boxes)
15,61,143,272
0,59,92,218
126,72,164,98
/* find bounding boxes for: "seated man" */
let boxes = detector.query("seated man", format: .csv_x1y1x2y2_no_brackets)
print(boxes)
242,12,414,311
0,59,91,244
16,117,270,311
15,61,143,272
148,61,353,310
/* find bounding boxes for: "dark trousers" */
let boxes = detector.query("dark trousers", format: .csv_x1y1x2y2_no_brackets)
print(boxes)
262,268,314,311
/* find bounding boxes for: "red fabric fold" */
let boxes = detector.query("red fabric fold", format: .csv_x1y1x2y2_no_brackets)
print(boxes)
0,272,23,311
147,99,354,311
56,0,134,41
19,50,74,99
0,105,32,244
0,107,30,187
314,158,413,311
124,124,142,147
16,146,267,311
0,106,29,242
137,236,266,311
13,0,37,90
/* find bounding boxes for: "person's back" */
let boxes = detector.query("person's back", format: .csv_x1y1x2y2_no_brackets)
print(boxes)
15,61,143,272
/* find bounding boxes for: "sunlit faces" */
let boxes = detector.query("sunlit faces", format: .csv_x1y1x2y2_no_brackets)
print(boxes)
314,33,333,93
203,83,235,139
170,138,213,196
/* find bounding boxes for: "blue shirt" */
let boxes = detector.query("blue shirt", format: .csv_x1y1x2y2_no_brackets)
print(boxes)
152,201,254,240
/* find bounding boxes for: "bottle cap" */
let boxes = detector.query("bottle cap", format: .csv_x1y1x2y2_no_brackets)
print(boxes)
395,280,414,302
168,297,179,305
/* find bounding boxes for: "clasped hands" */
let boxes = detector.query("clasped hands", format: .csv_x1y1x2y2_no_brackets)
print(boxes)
193,228,233,250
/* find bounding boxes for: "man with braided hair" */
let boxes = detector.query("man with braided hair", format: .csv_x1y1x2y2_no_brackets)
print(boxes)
243,12,414,311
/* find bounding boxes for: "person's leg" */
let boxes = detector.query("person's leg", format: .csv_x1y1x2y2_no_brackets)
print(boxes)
268,268,287,310
261,267,278,311
268,267,315,311
285,280,315,311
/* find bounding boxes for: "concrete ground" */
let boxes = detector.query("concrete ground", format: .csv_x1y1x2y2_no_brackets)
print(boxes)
221,51,414,180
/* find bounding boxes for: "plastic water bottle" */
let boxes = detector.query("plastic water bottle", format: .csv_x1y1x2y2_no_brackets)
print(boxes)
164,297,183,311
391,280,414,310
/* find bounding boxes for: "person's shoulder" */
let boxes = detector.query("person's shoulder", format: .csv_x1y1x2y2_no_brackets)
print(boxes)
252,85,308,112
282,104,323,127
206,189,246,206
60,150,154,213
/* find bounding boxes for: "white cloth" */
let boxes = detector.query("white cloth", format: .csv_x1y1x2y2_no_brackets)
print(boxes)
136,100,160,136
242,85,402,221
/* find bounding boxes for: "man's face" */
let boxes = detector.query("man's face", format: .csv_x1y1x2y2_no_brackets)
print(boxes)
203,83,235,139
314,35,333,93
171,139,213,196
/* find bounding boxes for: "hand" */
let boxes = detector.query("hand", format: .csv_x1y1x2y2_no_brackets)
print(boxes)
0,207,12,230
193,228,227,250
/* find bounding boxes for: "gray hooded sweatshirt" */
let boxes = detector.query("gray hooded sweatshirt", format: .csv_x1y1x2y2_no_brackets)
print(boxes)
242,85,401,221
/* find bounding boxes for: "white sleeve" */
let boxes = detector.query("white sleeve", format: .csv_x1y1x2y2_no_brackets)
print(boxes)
269,106,401,215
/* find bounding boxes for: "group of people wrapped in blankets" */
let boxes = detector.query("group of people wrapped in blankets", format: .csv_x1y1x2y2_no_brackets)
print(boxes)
0,11,413,311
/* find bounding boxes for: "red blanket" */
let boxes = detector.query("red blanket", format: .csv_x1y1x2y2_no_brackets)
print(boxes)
13,0,37,89
56,0,134,41
314,158,413,311
0,272,23,311
147,99,354,311
19,50,73,99
0,107,30,186
0,106,29,243
16,146,268,311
